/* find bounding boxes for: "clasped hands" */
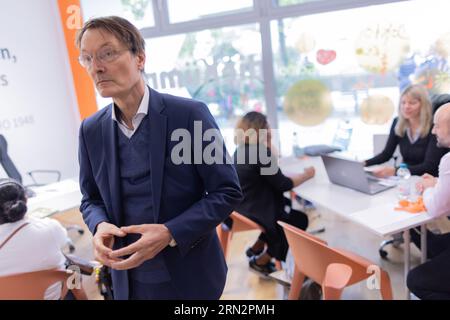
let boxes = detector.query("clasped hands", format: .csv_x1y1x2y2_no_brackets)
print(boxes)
93,222,173,270
415,173,438,194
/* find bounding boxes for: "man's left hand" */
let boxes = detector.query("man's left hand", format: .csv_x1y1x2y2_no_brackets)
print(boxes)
109,224,173,270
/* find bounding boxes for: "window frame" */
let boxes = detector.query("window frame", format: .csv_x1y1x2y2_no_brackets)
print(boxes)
82,0,409,137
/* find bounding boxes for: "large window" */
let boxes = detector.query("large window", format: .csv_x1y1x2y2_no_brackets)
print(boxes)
271,0,450,157
81,0,155,29
275,0,324,6
167,0,253,23
144,24,264,151
79,0,450,158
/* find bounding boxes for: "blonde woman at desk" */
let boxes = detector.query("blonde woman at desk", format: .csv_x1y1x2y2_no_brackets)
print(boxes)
364,84,447,178
364,86,450,258
0,178,82,299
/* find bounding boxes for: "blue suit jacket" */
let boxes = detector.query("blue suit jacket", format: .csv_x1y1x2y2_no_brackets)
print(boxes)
78,87,242,299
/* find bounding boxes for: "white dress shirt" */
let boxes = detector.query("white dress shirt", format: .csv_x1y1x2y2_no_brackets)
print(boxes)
0,216,68,299
111,85,149,138
423,152,450,218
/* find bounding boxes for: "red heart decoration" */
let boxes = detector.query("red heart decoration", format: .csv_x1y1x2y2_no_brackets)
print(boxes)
316,49,336,65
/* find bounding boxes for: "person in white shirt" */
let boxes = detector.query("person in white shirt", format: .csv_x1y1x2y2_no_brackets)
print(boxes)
407,103,450,300
0,178,71,299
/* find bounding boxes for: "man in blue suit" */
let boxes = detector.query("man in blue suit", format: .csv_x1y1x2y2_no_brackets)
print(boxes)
76,16,242,299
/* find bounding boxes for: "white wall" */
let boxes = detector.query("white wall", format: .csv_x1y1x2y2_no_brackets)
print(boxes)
0,0,80,184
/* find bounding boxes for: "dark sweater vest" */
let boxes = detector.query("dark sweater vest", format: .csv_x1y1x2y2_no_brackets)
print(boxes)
117,116,170,284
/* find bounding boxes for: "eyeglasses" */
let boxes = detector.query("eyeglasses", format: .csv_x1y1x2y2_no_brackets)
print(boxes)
78,47,129,68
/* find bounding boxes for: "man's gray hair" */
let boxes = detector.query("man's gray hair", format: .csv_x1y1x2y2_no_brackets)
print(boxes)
75,16,145,56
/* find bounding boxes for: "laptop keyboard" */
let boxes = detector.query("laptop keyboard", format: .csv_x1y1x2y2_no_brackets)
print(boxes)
368,180,391,194
366,174,381,182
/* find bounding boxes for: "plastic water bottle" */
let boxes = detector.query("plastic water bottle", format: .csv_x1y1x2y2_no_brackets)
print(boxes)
292,132,304,157
332,120,353,151
396,163,411,199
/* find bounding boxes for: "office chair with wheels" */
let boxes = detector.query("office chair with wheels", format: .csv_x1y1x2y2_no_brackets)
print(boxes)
0,134,62,188
64,254,114,300
0,134,84,252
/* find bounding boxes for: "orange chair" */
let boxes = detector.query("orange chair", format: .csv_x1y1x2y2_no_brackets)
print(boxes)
217,211,282,270
278,221,393,300
0,269,87,300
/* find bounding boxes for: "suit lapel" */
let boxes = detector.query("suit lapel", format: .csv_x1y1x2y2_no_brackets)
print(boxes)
148,88,167,222
102,104,123,226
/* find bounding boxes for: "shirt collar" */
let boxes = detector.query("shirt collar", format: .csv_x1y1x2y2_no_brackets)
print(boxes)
111,85,149,123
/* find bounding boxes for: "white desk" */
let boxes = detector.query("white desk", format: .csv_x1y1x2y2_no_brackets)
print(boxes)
280,156,399,216
280,156,435,299
27,179,82,218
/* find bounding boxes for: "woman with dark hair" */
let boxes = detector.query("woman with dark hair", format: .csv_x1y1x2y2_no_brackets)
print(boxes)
0,178,70,299
231,111,315,274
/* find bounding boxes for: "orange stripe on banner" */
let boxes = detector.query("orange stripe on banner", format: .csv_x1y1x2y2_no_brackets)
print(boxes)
57,0,97,120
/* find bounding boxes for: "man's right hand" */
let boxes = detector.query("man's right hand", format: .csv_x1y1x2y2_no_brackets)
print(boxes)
93,222,126,267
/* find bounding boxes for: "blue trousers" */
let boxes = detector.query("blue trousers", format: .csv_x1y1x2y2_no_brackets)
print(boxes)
128,279,180,300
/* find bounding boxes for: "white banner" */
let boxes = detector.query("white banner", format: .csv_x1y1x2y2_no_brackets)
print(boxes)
0,0,80,185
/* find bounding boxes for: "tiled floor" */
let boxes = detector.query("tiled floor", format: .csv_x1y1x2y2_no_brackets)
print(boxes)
62,206,423,300
221,207,423,300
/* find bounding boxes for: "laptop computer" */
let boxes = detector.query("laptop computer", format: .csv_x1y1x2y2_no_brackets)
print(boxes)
321,154,395,195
